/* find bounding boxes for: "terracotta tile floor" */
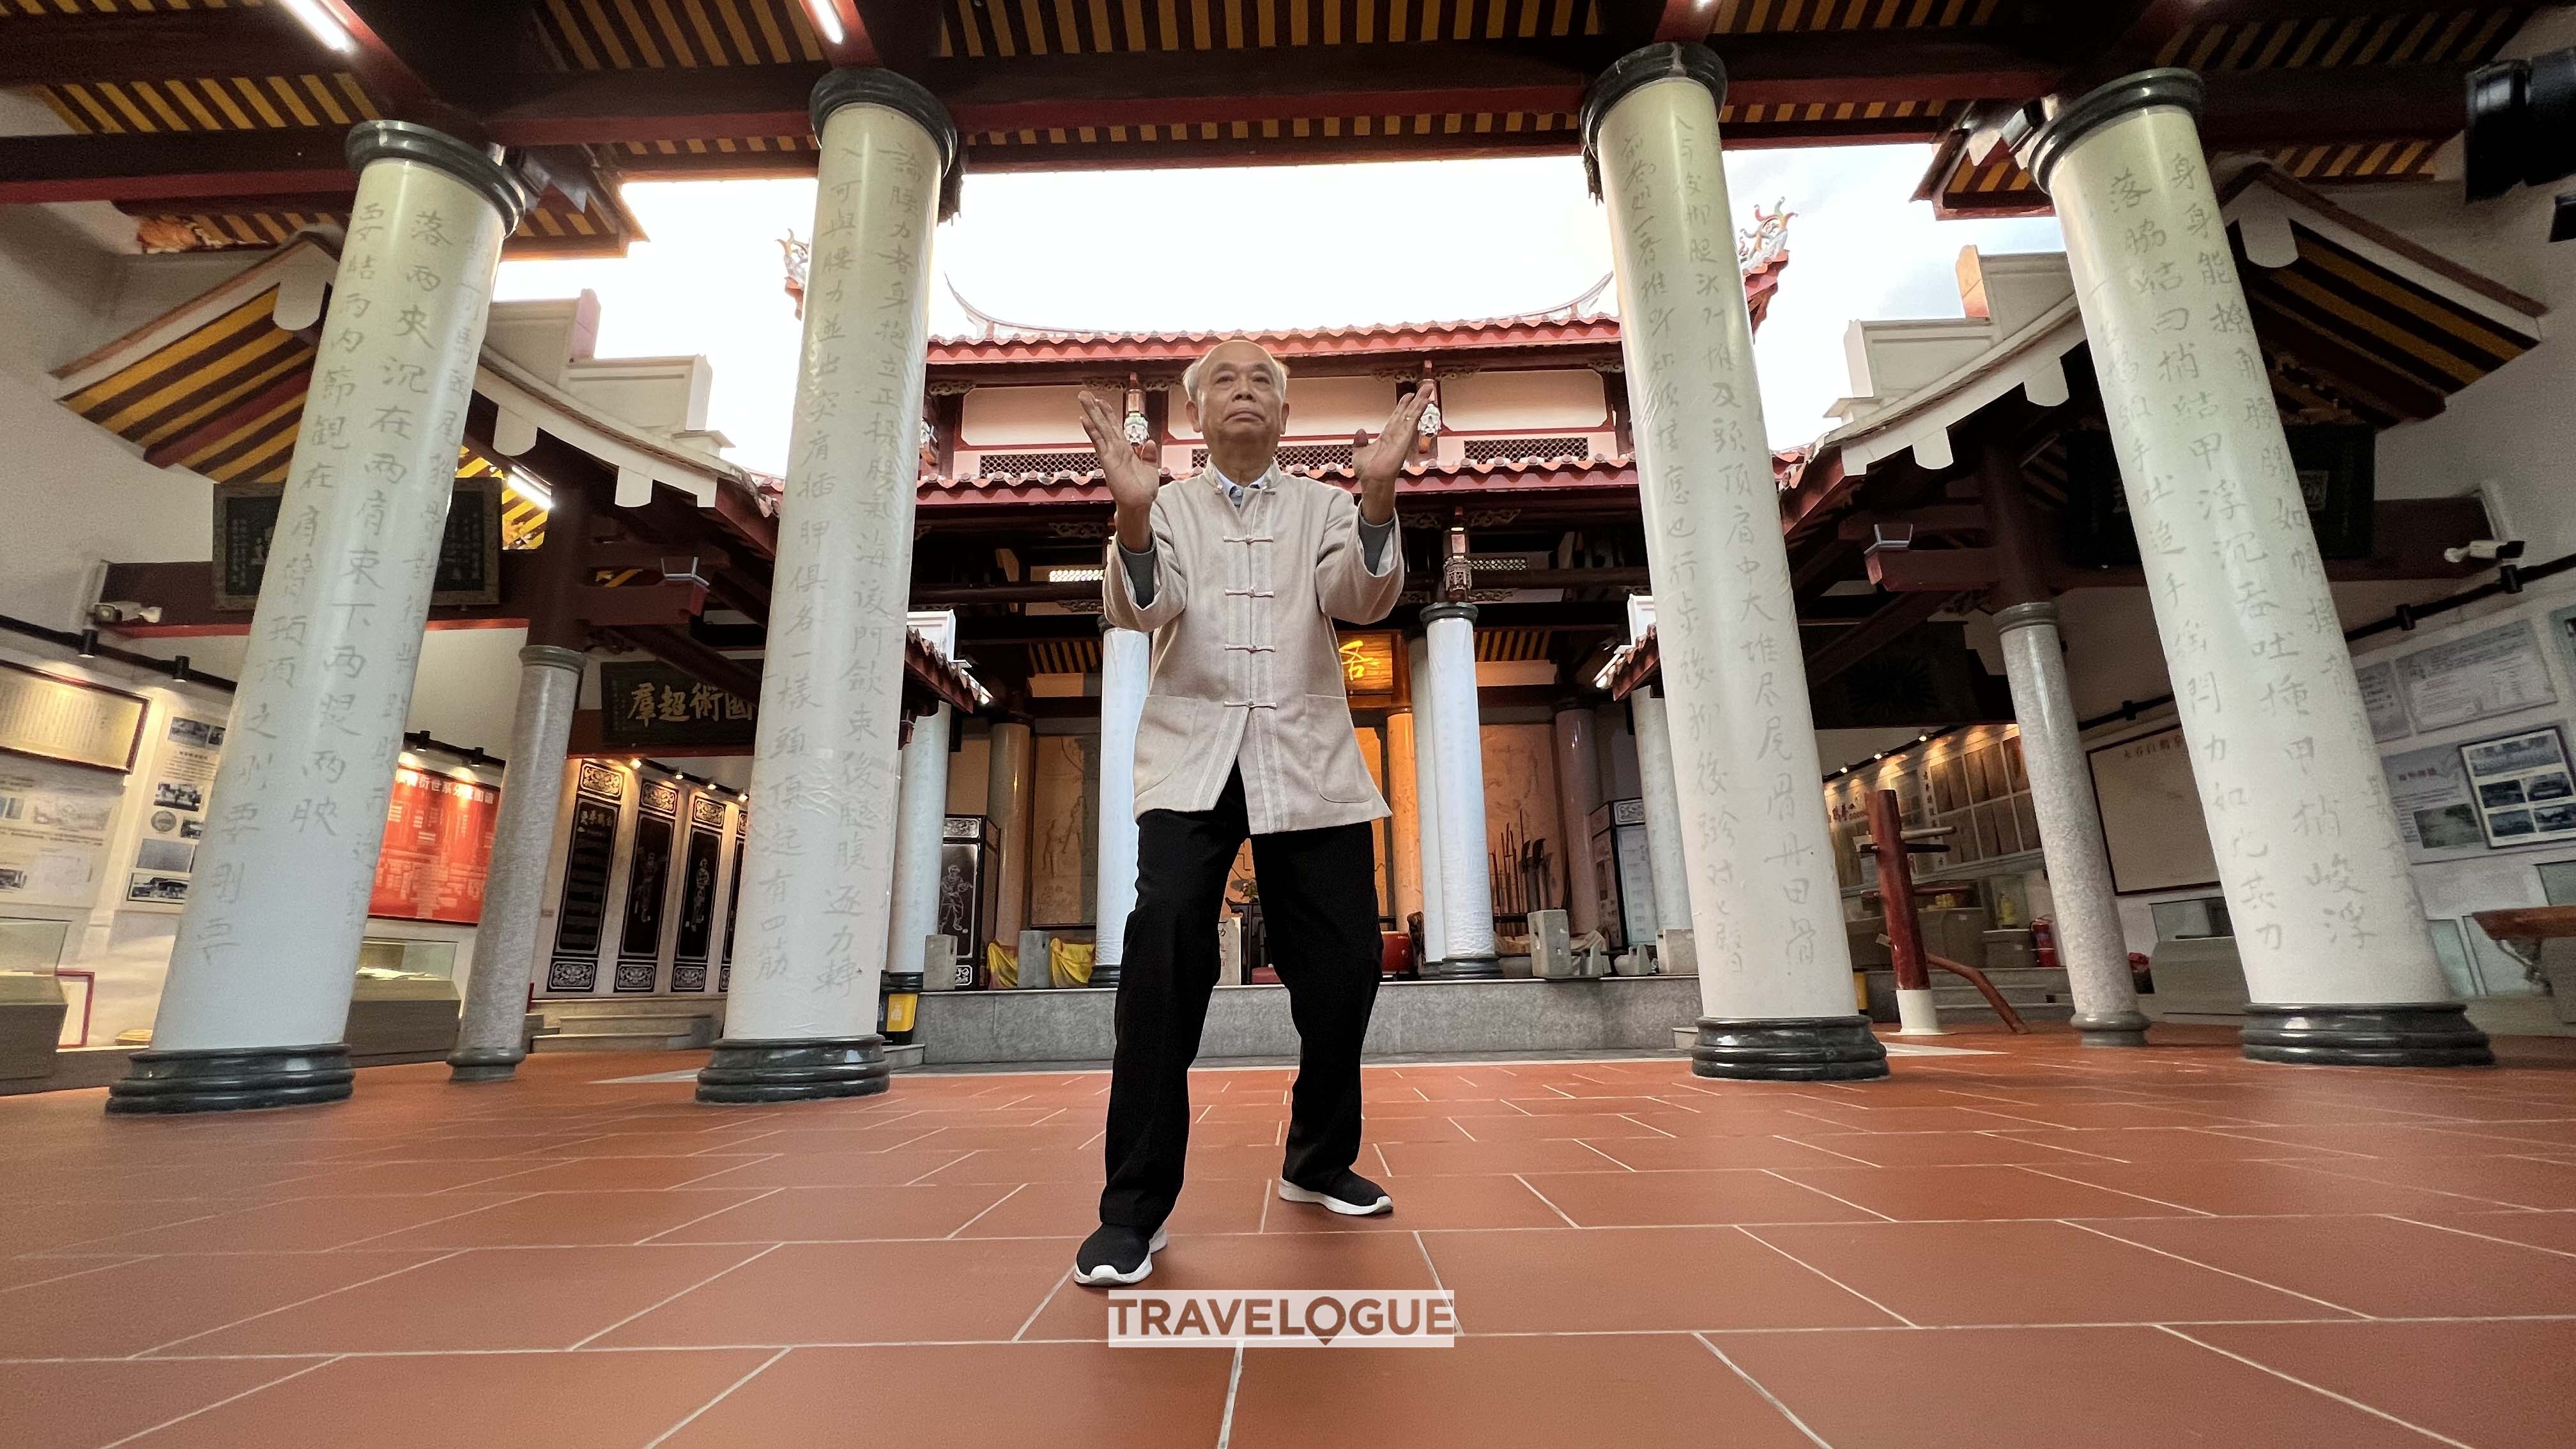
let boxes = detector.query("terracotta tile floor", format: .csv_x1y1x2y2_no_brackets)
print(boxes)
5,1025,2576,1447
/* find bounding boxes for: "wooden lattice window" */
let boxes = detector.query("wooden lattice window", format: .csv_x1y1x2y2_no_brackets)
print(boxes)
977,450,1098,478
1188,443,1355,473
1462,435,1590,464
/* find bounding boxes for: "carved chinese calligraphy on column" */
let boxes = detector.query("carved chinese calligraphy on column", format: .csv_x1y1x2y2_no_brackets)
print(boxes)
2046,102,2446,1006
153,155,509,1052
1595,77,1855,1020
723,101,944,1040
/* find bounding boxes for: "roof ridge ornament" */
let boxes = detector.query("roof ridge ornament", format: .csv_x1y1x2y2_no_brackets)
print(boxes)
1740,201,1793,270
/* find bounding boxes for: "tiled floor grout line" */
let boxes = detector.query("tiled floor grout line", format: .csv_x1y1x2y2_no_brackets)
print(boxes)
1775,1137,1882,1168
2279,1158,2560,1212
569,1243,783,1351
1013,1268,1074,1342
2153,1325,2476,1449
1611,1113,1681,1138
1212,1344,1245,1449
2006,1164,2220,1216
945,1183,1027,1239
1510,1174,1582,1229
15,1312,2576,1364
1568,1138,1641,1170
0,1255,146,1294
900,1153,974,1186
640,1346,793,1448
637,1187,792,1245
2053,1218,2378,1319
1694,1333,1836,1448
1729,1225,1921,1329
2386,1212,2576,1259
328,1192,552,1251
1752,1169,1899,1222
95,1353,346,1449
130,1249,471,1359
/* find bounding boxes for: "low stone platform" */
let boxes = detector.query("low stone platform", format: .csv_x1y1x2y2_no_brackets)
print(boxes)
916,974,1700,1066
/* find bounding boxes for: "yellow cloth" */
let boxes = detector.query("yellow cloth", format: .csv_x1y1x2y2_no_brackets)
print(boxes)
987,940,1016,989
1050,939,1095,987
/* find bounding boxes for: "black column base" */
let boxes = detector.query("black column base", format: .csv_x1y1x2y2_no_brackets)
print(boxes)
1089,962,1122,990
1421,954,1503,981
2241,1002,2494,1068
2073,1011,2152,1048
446,1047,526,1084
695,1036,891,1104
1692,1015,1890,1082
105,1044,354,1114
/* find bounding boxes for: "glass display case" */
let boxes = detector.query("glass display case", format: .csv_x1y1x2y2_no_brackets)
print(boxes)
0,918,70,1080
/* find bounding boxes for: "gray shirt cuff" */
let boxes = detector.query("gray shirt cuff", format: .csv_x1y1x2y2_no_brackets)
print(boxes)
1118,544,1159,609
1358,516,1396,576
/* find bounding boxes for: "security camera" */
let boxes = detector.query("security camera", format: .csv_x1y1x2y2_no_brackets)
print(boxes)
89,601,162,625
2443,539,2527,565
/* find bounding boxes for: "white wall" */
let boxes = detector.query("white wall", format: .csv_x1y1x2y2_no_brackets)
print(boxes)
1439,369,1605,431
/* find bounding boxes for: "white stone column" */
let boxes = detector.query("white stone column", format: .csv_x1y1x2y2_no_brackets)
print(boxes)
1551,703,1602,939
1421,604,1497,976
1386,707,1425,947
884,701,953,992
698,71,956,1103
1407,637,1448,971
1585,43,1885,1080
2011,70,2485,1067
1092,624,1149,988
1627,687,1693,941
1993,604,2149,1046
448,645,585,1081
109,123,528,1114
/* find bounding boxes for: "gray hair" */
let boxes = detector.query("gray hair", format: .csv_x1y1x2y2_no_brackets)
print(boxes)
1179,342,1289,410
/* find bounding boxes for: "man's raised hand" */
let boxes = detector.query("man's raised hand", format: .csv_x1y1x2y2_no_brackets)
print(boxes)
1350,383,1432,524
1079,390,1162,516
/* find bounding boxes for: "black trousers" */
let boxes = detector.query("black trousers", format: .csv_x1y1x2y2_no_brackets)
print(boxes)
1099,767,1383,1230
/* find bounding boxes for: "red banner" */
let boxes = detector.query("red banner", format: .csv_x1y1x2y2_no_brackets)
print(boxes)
369,767,500,924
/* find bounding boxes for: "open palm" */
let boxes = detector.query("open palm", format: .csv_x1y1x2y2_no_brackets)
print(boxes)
1354,383,1434,487
1078,390,1161,514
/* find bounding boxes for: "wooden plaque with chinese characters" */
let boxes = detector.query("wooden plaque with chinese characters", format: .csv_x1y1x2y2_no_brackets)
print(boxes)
596,661,758,749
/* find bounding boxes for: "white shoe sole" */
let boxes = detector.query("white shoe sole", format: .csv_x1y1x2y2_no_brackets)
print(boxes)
1277,1178,1393,1216
1073,1225,1170,1287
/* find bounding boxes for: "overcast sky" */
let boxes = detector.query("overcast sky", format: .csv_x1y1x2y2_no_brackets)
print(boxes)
495,145,2066,473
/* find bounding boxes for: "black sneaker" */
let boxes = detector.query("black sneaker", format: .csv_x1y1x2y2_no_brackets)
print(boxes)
1277,1169,1393,1217
1073,1222,1170,1286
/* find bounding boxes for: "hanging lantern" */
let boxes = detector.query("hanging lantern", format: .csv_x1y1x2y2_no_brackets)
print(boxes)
1123,374,1150,449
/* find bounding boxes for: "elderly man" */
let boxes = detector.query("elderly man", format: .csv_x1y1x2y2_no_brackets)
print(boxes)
1068,339,1431,1285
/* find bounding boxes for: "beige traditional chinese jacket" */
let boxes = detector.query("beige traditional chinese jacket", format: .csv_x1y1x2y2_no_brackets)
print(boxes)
1101,466,1404,833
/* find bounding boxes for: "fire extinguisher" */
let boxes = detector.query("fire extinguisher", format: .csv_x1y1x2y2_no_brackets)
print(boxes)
2032,917,2060,970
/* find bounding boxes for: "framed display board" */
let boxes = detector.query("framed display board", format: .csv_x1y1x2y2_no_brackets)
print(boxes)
0,661,146,774
213,477,503,610
2458,726,2576,849
2086,726,2221,894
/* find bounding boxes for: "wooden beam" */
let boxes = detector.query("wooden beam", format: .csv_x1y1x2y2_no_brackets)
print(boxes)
0,8,310,85
2199,64,2471,150
1804,590,1952,687
0,132,353,206
99,554,540,637
615,624,763,703
1865,498,2491,595
490,31,2054,147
